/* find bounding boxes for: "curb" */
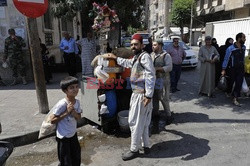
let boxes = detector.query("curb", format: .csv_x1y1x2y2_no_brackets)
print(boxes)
0,118,87,147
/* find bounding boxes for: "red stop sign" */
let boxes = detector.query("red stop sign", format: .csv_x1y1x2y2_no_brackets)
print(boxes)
13,0,48,18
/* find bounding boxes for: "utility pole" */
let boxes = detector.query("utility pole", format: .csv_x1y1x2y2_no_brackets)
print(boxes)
164,0,171,38
189,1,193,46
26,18,49,114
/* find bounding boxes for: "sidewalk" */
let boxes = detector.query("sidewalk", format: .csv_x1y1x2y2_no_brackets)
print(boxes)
0,72,85,146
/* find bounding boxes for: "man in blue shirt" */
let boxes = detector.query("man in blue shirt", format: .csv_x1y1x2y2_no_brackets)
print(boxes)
221,32,246,106
60,32,79,77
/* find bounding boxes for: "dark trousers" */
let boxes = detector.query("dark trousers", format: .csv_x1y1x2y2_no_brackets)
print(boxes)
9,57,26,78
170,64,182,90
63,52,77,76
227,66,244,98
56,133,81,166
215,62,221,87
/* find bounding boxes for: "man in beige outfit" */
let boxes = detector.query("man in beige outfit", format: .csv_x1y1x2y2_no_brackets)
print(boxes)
151,39,173,122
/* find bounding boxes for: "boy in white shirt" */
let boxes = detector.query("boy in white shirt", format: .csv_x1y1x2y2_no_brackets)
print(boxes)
51,76,82,166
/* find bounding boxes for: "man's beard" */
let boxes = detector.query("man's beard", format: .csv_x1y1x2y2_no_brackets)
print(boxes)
240,40,245,45
132,48,142,55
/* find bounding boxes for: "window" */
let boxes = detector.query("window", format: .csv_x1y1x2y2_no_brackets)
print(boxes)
207,0,212,7
61,17,73,33
45,33,53,46
200,0,204,9
218,0,222,5
0,0,7,6
61,17,67,32
43,6,52,29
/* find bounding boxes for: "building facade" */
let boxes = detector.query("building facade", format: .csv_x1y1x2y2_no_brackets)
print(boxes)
196,0,250,25
195,0,250,45
148,0,172,39
0,0,82,81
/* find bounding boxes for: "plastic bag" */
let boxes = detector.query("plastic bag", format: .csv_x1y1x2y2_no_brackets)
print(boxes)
218,76,227,91
242,77,249,93
38,109,56,139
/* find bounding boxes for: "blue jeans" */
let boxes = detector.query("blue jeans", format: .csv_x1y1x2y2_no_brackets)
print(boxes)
170,64,182,90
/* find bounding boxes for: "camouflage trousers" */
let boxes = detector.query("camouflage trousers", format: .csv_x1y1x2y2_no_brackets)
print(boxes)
9,57,26,78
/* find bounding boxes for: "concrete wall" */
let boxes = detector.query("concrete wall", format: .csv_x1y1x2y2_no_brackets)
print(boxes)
225,0,244,11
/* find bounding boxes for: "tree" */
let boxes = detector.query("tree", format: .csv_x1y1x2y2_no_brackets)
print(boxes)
50,0,88,19
171,0,195,39
50,0,145,34
106,0,146,31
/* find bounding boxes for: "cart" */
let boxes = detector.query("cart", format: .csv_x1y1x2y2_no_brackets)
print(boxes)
80,76,132,133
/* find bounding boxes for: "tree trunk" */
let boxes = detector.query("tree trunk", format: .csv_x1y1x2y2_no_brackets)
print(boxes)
180,26,184,41
26,18,49,114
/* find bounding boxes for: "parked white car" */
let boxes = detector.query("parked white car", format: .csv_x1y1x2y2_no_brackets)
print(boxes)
163,40,198,68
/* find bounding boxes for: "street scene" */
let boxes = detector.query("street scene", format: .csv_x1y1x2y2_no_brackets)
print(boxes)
2,61,250,166
1,0,250,166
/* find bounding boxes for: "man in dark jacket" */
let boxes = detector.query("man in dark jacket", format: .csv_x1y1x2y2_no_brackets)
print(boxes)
222,33,246,106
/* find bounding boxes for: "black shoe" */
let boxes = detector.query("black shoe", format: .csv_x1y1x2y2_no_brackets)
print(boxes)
143,147,150,155
140,147,150,155
208,94,216,98
171,89,177,93
165,115,174,125
122,150,139,161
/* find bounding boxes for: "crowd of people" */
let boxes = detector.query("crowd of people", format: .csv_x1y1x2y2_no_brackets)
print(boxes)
1,28,248,164
198,33,247,106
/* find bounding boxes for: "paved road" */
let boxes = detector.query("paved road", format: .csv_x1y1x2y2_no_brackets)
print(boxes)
6,53,250,166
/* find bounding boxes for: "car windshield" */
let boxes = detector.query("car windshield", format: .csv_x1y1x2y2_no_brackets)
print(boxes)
163,41,190,50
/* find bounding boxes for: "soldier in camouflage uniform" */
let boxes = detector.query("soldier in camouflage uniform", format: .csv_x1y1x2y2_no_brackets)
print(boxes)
3,28,27,85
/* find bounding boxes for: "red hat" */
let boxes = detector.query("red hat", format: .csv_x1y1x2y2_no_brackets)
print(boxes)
132,34,143,44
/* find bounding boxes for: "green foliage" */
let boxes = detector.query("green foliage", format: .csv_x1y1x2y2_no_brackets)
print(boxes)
127,25,138,35
50,0,88,20
50,0,145,31
106,0,146,30
171,0,194,28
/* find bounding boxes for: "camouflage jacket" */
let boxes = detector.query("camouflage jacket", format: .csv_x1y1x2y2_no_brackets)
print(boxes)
4,36,26,59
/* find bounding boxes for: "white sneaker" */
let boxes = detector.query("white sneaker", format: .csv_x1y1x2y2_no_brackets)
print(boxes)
233,98,241,107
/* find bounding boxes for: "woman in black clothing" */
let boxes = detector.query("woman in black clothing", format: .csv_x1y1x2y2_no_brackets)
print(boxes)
218,38,234,94
40,38,52,83
211,38,221,87
218,38,234,66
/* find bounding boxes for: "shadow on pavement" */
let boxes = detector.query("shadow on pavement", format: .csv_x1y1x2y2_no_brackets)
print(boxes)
145,130,210,160
0,72,77,90
173,112,250,124
150,112,250,136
